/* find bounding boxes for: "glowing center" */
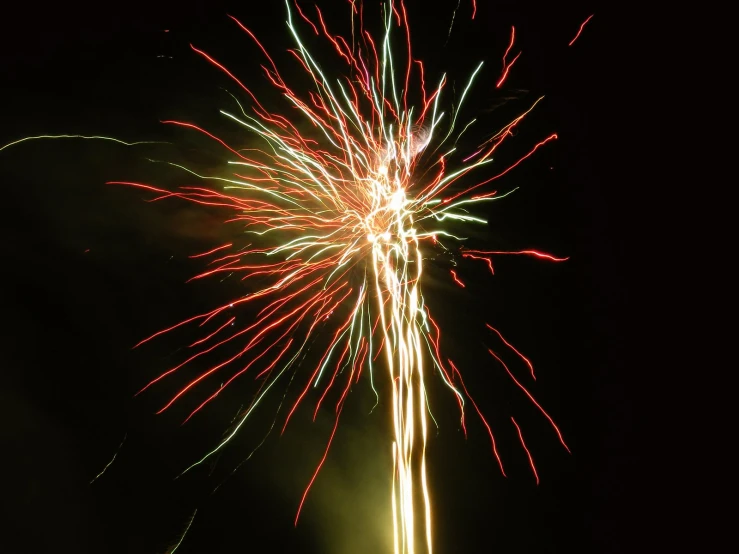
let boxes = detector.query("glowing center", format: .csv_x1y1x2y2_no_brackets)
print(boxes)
390,189,406,211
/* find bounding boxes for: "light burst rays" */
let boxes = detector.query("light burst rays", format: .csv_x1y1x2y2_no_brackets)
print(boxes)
97,2,571,552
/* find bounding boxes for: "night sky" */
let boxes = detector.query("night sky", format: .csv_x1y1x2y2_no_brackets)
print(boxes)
1,2,634,553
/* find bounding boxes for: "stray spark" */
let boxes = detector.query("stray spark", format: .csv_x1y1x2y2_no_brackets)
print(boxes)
166,509,198,554
569,14,594,46
90,433,127,484
450,269,465,287
511,417,539,485
0,135,164,153
446,0,463,45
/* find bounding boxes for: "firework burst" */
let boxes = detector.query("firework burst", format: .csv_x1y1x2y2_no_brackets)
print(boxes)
102,2,571,552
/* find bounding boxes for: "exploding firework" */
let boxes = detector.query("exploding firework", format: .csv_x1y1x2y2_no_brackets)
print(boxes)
95,2,572,552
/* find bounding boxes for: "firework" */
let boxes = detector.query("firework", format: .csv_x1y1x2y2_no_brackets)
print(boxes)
101,2,570,552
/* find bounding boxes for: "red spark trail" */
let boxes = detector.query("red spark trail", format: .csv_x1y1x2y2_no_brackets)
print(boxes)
294,1,319,35
511,417,539,484
314,338,353,420
449,360,505,475
461,252,494,275
496,26,520,88
189,317,235,348
487,349,570,452
131,310,214,349
189,243,233,258
450,269,466,287
443,134,558,203
141,276,324,399
496,52,520,88
424,313,465,435
485,323,536,380
501,26,515,66
569,14,594,46
184,339,295,424
282,294,356,433
295,406,344,525
464,249,569,262
161,121,253,162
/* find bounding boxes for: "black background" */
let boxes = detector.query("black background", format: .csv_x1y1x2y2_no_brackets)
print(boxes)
1,2,635,553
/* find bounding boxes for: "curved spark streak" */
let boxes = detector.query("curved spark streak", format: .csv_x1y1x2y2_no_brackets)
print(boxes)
485,323,536,380
488,348,570,453
511,417,539,485
569,14,594,46
496,26,520,88
0,134,164,152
